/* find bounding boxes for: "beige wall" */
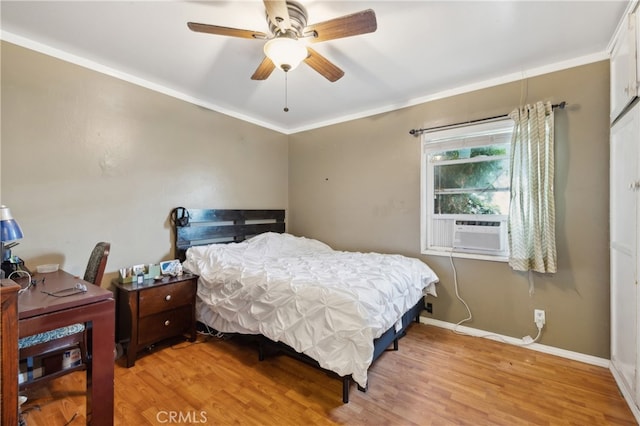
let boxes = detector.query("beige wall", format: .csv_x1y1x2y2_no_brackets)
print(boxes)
289,61,611,358
1,42,288,284
2,41,611,359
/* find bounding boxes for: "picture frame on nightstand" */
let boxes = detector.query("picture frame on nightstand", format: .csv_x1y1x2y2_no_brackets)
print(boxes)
160,259,180,276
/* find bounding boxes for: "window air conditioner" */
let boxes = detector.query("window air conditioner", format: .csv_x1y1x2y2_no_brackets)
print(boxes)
452,220,506,253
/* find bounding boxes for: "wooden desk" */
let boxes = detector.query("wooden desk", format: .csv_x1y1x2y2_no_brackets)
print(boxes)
1,280,20,426
17,270,114,426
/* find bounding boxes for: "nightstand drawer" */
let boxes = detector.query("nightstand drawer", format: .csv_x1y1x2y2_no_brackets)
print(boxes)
138,280,196,317
137,305,192,347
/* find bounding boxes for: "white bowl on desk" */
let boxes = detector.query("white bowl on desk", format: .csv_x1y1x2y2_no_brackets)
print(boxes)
36,264,59,273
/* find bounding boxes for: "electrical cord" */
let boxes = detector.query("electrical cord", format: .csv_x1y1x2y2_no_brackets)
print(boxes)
9,270,33,294
63,412,78,426
450,250,472,334
448,248,544,346
196,323,229,339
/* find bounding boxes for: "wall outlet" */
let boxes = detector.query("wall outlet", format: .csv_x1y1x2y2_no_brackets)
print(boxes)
534,309,546,327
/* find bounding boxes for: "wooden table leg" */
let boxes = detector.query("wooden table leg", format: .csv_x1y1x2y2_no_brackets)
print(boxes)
85,299,115,426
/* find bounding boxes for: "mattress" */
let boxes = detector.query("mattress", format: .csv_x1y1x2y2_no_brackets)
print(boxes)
183,232,439,387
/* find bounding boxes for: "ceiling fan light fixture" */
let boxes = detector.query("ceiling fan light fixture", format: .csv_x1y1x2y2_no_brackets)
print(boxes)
264,36,308,72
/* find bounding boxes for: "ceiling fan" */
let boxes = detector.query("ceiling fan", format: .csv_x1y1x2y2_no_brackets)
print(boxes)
187,0,377,82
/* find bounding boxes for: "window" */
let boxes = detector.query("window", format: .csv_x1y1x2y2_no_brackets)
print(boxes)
420,119,513,261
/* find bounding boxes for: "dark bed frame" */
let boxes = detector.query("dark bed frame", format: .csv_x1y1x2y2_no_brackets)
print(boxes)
173,208,425,403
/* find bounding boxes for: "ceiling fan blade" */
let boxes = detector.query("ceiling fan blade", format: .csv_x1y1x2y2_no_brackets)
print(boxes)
304,47,344,82
251,57,276,80
187,22,267,40
305,9,377,43
264,0,291,31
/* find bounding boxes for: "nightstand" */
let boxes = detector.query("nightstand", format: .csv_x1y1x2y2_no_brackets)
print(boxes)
112,274,198,367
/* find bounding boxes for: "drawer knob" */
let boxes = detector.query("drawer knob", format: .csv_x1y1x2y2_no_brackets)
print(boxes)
165,294,172,301
164,320,170,326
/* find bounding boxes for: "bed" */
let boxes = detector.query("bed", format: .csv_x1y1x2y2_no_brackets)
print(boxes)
173,209,438,402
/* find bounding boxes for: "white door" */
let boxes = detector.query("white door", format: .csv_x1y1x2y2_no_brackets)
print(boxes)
610,102,639,404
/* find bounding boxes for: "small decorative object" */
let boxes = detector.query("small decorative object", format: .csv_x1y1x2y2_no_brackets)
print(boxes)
132,264,145,276
134,264,146,285
118,264,160,283
160,259,181,276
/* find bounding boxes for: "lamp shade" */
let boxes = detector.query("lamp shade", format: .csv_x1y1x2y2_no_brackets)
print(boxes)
264,36,308,72
0,205,24,242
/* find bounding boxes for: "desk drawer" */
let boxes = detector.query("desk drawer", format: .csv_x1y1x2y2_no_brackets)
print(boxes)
137,305,192,347
138,280,195,317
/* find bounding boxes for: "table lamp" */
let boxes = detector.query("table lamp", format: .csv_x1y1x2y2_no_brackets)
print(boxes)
1,205,24,279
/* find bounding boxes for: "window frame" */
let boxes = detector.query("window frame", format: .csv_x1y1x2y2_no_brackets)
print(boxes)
420,118,514,261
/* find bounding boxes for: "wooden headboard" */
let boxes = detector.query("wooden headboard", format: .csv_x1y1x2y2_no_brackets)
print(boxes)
172,209,286,260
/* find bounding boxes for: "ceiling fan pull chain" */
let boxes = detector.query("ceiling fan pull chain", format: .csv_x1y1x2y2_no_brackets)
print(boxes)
284,72,289,112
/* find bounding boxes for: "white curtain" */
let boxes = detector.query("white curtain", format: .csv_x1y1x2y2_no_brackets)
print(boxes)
508,101,557,273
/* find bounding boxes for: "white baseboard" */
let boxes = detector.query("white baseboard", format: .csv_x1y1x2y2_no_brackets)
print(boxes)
420,317,610,368
609,361,640,424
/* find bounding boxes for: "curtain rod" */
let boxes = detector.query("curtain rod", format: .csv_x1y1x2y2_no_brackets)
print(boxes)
409,101,567,137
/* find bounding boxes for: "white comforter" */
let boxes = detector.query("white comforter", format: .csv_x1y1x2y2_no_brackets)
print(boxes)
183,232,439,388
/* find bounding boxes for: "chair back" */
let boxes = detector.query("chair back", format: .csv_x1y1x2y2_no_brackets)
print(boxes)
83,242,110,286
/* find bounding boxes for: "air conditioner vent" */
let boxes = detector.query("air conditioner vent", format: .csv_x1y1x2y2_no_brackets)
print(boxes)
453,220,506,253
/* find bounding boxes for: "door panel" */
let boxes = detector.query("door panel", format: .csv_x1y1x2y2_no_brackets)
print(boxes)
610,103,639,401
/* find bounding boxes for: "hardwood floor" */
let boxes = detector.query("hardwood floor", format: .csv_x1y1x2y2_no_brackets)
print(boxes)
19,324,637,425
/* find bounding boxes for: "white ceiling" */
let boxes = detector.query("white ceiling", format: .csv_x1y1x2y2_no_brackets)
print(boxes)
0,1,630,134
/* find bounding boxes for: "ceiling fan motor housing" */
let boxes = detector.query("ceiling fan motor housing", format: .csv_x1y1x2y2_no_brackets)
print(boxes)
268,0,308,37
